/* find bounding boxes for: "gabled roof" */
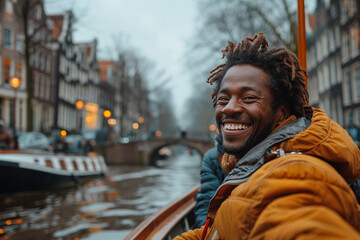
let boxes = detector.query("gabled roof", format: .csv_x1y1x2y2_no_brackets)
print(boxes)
98,60,115,81
48,14,64,41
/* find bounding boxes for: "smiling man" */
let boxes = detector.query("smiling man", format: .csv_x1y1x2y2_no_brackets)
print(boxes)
174,33,360,239
216,65,286,161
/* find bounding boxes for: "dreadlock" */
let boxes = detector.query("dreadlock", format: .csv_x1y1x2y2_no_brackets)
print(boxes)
207,32,309,118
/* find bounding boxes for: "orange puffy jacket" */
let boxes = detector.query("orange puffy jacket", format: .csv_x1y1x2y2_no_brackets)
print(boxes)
175,108,360,239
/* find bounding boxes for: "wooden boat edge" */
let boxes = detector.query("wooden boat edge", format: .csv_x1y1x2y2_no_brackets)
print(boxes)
124,184,199,240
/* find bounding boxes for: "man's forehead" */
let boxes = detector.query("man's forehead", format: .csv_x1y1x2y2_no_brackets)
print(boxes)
219,65,270,89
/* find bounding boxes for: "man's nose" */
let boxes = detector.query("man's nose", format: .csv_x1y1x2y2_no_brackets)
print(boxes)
221,97,243,115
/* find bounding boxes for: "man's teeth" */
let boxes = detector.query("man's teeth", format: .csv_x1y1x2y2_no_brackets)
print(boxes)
224,124,249,130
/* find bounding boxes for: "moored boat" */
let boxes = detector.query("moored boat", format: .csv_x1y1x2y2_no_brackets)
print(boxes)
0,150,107,193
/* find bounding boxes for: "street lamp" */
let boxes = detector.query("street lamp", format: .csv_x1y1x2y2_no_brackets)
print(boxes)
60,130,67,138
107,118,116,127
132,122,139,139
209,124,217,131
138,116,144,124
103,110,111,119
10,77,21,135
209,124,218,139
75,100,84,134
132,122,139,130
155,130,162,137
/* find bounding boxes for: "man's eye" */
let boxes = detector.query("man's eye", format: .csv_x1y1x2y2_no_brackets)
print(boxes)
216,97,228,104
243,96,257,102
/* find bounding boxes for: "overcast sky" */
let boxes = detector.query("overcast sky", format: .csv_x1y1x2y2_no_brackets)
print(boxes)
45,0,198,120
45,0,317,121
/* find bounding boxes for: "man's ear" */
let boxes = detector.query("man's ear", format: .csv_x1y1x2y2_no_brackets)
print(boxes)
275,103,290,125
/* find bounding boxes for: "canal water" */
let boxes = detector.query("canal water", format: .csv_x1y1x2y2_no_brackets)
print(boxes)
0,151,202,240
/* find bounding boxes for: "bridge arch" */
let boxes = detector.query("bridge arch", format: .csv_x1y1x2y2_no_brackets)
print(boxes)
97,138,214,166
147,140,209,166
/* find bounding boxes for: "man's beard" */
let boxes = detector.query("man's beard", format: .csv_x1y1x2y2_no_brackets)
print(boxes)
223,117,275,159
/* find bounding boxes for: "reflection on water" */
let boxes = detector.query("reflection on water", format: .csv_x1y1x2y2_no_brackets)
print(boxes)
0,152,201,240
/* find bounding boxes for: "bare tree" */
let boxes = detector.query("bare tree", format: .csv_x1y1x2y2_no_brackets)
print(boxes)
14,0,43,131
182,0,307,136
110,33,177,137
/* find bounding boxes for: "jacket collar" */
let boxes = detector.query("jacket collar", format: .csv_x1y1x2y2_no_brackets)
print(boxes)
224,116,311,182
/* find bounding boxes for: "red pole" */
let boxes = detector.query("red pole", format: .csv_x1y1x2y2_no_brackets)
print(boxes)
297,0,308,91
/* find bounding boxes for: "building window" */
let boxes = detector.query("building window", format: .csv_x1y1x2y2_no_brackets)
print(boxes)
46,53,51,73
350,24,360,56
349,0,357,16
356,67,360,100
107,66,113,84
16,34,24,53
342,32,349,59
4,28,12,49
348,112,354,126
330,3,338,18
28,21,34,35
341,0,350,22
346,71,352,103
45,78,50,100
34,5,41,20
3,59,11,83
5,0,13,16
34,73,40,97
15,63,22,80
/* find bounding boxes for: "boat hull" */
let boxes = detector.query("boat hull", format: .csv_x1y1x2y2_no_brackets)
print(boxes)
0,161,103,193
0,150,107,194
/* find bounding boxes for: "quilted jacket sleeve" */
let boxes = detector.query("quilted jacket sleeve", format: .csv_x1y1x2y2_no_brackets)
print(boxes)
173,226,204,240
246,155,360,239
193,148,226,228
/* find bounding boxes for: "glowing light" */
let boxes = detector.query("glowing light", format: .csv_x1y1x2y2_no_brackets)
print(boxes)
209,124,217,131
0,228,4,234
5,220,11,226
107,118,117,127
90,227,103,232
14,219,23,224
103,110,111,118
9,77,21,89
155,130,162,137
138,117,144,124
133,123,139,130
85,115,93,123
60,130,67,138
75,100,84,110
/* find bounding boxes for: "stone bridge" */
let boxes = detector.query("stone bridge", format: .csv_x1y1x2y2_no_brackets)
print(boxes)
95,138,215,165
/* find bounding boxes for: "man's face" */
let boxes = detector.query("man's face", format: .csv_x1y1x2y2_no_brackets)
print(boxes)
215,64,283,157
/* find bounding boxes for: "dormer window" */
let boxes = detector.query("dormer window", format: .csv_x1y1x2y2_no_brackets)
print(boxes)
35,5,42,21
5,0,13,16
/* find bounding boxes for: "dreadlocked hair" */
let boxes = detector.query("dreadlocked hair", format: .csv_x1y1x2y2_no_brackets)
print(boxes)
207,32,309,118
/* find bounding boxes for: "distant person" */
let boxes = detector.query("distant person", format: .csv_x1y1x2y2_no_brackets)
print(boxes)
52,137,68,153
83,139,94,154
0,120,15,149
175,32,360,239
193,134,226,228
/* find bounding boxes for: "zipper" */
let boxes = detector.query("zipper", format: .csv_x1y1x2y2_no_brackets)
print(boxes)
201,217,211,240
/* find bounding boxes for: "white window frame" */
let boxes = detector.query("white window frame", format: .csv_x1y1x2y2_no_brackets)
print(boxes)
4,27,12,49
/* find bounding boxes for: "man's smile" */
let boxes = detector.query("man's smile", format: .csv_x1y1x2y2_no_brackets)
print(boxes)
223,123,250,131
